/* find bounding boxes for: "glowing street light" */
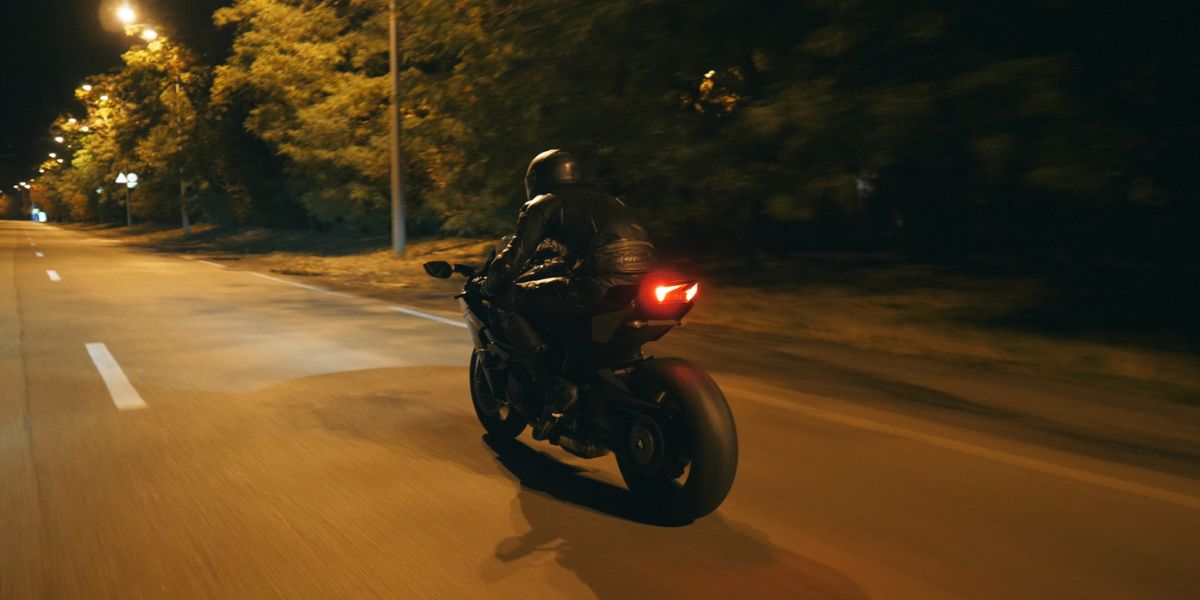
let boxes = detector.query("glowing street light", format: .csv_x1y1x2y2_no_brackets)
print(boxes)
82,84,93,92
54,136,64,143
112,2,191,235
81,126,91,132
116,172,136,226
68,118,77,124
48,152,57,158
117,4,137,25
100,94,110,102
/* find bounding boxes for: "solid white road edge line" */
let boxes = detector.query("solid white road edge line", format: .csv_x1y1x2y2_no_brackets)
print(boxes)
248,271,351,297
245,271,466,328
390,306,468,329
197,260,225,268
84,343,148,411
46,270,60,282
726,385,1200,512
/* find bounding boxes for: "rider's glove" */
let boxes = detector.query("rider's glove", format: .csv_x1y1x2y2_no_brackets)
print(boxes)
480,275,504,298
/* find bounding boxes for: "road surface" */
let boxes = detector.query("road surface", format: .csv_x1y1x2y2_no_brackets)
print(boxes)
2,220,1198,599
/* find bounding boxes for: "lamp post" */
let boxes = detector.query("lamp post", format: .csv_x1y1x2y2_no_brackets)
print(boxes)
17,183,33,219
389,0,406,256
174,77,190,235
116,172,137,227
116,3,190,235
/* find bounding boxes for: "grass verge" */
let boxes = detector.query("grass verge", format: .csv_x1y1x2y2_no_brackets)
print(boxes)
69,222,1200,395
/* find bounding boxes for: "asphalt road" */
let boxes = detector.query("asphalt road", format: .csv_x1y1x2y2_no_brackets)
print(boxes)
3,220,1198,599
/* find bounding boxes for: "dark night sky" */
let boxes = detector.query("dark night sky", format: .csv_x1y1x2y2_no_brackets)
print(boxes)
0,0,229,187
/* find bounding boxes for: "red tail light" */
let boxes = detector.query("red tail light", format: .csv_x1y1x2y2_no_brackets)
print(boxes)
654,282,699,303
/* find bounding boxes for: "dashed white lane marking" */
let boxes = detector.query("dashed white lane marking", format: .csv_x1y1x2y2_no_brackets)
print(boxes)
30,242,36,247
727,385,1200,512
248,271,352,297
197,260,224,268
46,270,60,282
35,252,44,258
390,306,468,329
84,343,147,411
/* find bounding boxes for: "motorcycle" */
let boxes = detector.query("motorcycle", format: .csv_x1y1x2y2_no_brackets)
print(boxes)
423,247,737,521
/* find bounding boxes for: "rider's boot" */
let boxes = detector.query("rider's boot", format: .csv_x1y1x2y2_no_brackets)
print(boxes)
498,310,578,441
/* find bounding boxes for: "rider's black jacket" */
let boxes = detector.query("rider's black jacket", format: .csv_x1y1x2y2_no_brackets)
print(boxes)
485,184,655,296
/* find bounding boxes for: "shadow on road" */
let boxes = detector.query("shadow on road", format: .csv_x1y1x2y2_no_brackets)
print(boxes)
479,435,869,600
480,433,684,527
298,367,866,598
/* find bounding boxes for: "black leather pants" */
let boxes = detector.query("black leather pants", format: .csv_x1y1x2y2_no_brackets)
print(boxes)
495,272,643,374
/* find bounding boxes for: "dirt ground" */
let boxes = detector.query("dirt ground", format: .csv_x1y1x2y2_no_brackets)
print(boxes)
69,223,1200,399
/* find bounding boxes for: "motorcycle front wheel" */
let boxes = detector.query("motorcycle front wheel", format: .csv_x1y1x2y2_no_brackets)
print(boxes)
470,352,527,438
618,358,738,521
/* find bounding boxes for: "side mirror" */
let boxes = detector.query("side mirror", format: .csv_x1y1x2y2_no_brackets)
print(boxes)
423,261,453,279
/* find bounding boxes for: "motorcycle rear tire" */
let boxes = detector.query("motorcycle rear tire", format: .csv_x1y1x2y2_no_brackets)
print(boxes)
619,358,738,521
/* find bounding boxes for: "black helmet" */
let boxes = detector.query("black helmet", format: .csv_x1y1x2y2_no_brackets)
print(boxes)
525,149,579,199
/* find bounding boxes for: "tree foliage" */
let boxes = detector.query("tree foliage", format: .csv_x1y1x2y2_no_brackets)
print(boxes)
31,1,1197,262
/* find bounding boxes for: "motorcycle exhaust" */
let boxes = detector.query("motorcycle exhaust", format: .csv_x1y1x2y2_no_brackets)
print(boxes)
557,435,610,459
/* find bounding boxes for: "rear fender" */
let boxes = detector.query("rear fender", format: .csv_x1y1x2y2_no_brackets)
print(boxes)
591,308,631,343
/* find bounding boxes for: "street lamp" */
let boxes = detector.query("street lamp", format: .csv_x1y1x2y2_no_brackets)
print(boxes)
54,136,64,143
113,3,191,235
117,4,136,25
389,0,406,256
116,172,137,227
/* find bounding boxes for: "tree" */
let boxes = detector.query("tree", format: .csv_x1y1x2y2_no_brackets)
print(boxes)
31,0,1197,262
0,192,21,220
213,0,391,230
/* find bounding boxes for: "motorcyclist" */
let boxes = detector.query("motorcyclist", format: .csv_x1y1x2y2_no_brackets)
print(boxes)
484,149,657,440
